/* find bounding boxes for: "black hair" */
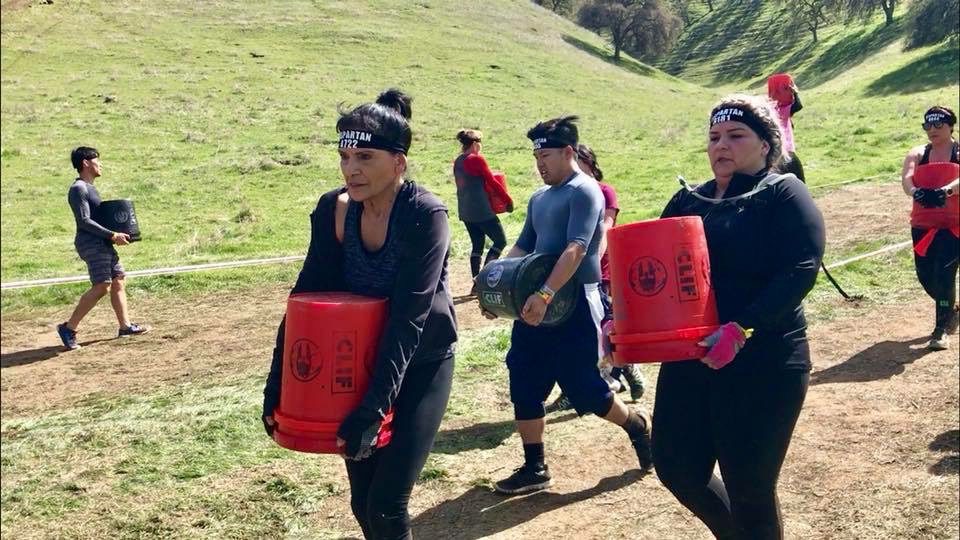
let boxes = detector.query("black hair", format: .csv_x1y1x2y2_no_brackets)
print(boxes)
576,143,603,181
526,115,579,148
456,129,482,149
70,146,99,173
926,105,957,127
336,88,413,154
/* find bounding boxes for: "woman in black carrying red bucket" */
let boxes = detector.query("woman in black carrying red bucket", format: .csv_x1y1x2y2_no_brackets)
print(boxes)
901,105,960,350
649,94,825,539
262,89,457,540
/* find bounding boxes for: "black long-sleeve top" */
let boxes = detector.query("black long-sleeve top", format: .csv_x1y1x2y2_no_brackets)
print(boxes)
661,170,825,371
263,181,457,419
68,179,114,248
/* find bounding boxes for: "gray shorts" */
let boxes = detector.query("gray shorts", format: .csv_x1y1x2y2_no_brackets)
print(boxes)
77,243,125,284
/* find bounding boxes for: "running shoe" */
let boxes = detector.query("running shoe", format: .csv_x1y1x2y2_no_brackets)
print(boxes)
57,323,80,350
629,408,654,473
545,393,572,413
494,463,552,495
118,323,150,338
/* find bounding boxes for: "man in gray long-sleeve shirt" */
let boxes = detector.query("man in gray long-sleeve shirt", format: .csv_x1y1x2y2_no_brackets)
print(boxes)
56,147,148,350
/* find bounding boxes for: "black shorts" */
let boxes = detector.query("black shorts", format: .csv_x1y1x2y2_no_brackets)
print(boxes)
506,284,613,419
77,242,124,284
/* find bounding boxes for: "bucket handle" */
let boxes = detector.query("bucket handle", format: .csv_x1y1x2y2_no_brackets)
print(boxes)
273,408,395,433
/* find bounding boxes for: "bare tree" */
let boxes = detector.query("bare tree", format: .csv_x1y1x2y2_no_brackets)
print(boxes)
837,0,897,26
534,0,574,14
578,0,681,60
780,0,832,42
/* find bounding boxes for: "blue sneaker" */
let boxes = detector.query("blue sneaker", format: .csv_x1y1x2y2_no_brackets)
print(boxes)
57,323,80,350
118,323,149,337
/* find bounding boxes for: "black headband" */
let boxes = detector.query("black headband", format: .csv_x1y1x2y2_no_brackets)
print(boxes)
531,137,571,150
924,111,954,125
338,130,408,154
710,106,771,142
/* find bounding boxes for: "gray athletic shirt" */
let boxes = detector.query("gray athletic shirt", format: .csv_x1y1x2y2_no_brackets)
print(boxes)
515,170,604,284
68,179,114,249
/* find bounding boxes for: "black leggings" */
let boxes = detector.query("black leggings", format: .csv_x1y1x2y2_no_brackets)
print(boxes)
652,361,809,540
912,228,960,331
464,218,507,277
345,357,454,540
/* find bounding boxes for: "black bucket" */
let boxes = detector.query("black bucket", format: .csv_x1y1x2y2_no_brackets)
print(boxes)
476,253,578,327
95,199,141,242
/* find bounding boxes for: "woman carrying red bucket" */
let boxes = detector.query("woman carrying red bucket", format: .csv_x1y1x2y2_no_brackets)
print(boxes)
645,94,825,539
900,105,960,350
262,89,457,540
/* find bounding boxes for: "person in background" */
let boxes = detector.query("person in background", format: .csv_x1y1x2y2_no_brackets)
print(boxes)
453,129,508,293
900,105,960,350
483,115,652,496
56,147,148,351
653,94,825,539
768,77,805,182
262,89,457,540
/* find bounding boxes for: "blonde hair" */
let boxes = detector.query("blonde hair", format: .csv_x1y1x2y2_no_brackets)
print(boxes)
456,129,482,149
710,94,783,169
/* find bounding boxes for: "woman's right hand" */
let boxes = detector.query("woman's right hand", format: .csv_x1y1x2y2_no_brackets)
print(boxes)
111,232,130,245
262,415,276,437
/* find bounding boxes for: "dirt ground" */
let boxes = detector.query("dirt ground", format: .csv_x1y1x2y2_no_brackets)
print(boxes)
2,181,958,539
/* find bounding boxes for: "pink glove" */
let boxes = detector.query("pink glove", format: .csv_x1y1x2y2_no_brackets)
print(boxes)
698,322,750,370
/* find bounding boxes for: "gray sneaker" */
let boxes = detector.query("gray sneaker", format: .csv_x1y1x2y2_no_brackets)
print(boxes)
928,329,948,351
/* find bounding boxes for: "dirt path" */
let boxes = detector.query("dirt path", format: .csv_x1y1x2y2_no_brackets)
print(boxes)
2,181,957,538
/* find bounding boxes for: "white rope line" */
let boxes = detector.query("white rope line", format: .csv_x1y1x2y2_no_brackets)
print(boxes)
0,174,909,291
823,240,913,271
0,255,305,290
809,172,894,190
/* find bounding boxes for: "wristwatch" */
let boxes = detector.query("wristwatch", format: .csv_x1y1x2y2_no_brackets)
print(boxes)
947,186,957,197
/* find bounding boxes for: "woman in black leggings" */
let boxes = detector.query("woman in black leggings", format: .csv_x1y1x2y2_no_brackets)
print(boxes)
654,94,825,540
262,89,457,540
453,129,508,290
900,105,960,351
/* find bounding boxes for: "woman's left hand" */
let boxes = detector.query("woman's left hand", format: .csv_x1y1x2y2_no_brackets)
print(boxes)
698,322,750,370
520,294,548,326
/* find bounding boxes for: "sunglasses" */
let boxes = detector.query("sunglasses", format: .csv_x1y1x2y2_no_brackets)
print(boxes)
923,122,946,130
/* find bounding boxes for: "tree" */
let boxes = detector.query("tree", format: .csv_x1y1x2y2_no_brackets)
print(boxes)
578,0,681,60
780,0,832,42
905,0,960,47
837,0,897,26
534,0,573,14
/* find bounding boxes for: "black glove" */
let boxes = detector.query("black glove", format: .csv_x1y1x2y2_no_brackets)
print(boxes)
262,391,279,437
929,188,948,208
913,187,931,205
337,408,384,461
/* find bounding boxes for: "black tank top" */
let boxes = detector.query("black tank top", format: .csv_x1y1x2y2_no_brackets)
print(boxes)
342,182,412,298
919,140,960,165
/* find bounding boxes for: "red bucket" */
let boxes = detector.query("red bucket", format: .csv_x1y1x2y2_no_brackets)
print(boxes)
272,292,394,454
767,73,795,107
910,162,960,230
607,216,719,363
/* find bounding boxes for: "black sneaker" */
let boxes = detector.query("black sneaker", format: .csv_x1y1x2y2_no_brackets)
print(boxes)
545,394,572,414
118,323,150,338
629,409,654,473
57,323,80,350
622,365,646,402
494,463,552,495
